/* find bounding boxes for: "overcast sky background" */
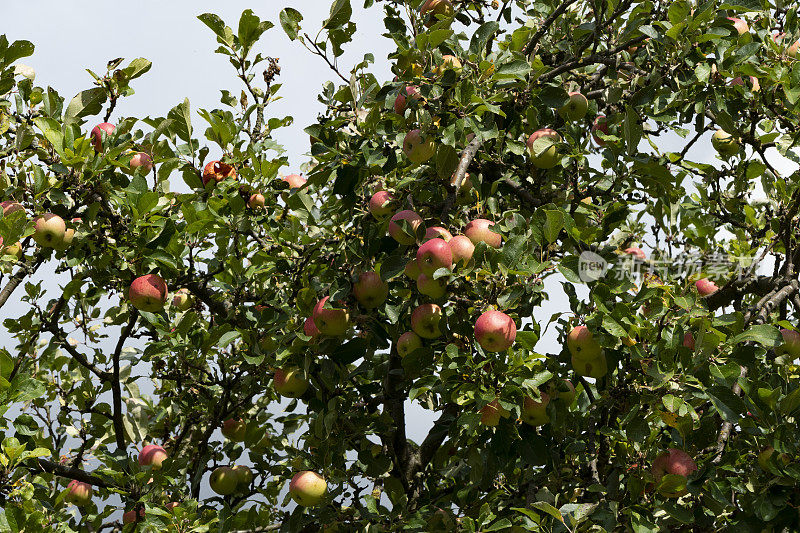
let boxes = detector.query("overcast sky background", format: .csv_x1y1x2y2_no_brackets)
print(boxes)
2,0,796,520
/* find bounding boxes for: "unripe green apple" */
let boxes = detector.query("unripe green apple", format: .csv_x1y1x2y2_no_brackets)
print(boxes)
389,210,424,245
711,129,739,157
571,352,608,378
417,273,447,298
522,394,550,427
289,471,327,507
404,259,422,280
474,310,516,352
397,331,423,357
411,303,443,339
403,129,436,164
33,213,66,248
209,466,239,495
566,325,602,361
273,367,309,398
129,274,168,312
353,271,388,309
559,91,588,121
232,465,254,490
757,446,790,471
435,55,463,76
221,418,247,442
172,288,193,311
526,129,561,169
312,296,350,336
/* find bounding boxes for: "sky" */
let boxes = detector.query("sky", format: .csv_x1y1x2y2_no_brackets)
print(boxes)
2,0,797,520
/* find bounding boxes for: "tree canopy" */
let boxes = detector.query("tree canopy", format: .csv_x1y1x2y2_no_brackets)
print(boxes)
1,0,800,531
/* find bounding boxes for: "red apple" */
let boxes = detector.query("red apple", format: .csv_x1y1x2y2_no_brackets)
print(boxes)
248,193,265,209
389,209,423,245
274,367,309,398
652,448,697,497
730,75,760,92
283,174,307,189
304,316,321,340
129,274,168,312
289,471,327,507
33,213,66,248
526,129,561,169
417,238,453,276
474,310,516,352
420,0,454,27
65,480,92,506
464,219,501,248
448,235,475,265
394,86,421,115
591,116,610,146
682,332,696,350
123,508,145,524
130,152,153,171
91,122,115,152
479,399,509,427
221,419,247,442
403,129,436,164
312,296,350,336
202,160,237,187
566,325,602,361
397,331,423,357
727,17,749,35
624,247,646,260
423,226,453,242
139,444,168,469
353,271,388,309
695,278,719,297
1,201,24,217
369,190,395,219
411,303,443,339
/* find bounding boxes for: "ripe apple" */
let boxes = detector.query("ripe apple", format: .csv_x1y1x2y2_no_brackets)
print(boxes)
522,394,550,427
283,174,307,189
464,219,502,248
571,353,608,378
449,235,475,265
730,75,760,92
652,448,697,497
566,325,602,361
559,91,588,121
411,303,443,339
417,273,447,298
274,367,309,398
591,116,610,146
91,122,115,152
129,274,168,312
353,271,389,309
417,238,453,276
209,466,239,495
138,444,168,469
394,86,420,115
302,316,320,341
420,0,454,27
389,209,424,245
479,399,509,427
526,129,561,169
221,419,247,442
290,471,328,507
66,480,92,506
403,129,436,164
683,332,696,350
33,213,66,248
312,296,350,335
0,238,22,259
711,129,739,157
123,508,145,524
1,201,24,217
171,288,193,311
775,328,800,358
728,16,749,35
248,193,265,209
624,247,646,260
369,190,395,219
474,310,517,352
695,278,719,297
423,226,453,242
130,152,153,171
397,331,423,357
404,259,422,280
232,465,254,490
435,55,463,76
202,160,237,187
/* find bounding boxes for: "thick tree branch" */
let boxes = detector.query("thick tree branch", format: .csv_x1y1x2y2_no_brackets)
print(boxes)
0,253,44,310
442,137,482,219
111,311,138,452
29,458,119,490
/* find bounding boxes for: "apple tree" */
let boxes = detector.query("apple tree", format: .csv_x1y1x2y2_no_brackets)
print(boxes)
1,0,800,531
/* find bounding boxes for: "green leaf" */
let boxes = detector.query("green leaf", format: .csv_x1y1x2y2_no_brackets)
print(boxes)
323,0,352,31
494,59,531,80
280,8,303,41
167,98,192,142
706,385,746,422
63,88,107,124
531,502,563,523
729,324,781,347
469,22,500,56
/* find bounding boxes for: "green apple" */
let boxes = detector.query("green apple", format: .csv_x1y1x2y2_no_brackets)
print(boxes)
559,91,588,121
479,399,509,427
526,129,561,169
411,303,443,339
403,129,436,164
417,273,447,298
566,325,602,361
571,352,608,378
33,213,66,248
172,288,193,311
221,418,247,442
397,331,423,357
273,367,309,398
209,466,239,495
289,471,327,507
312,296,350,336
522,394,550,427
711,129,739,157
232,465,254,490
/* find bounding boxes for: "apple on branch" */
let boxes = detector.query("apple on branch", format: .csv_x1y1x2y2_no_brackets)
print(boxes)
695,278,719,297
651,448,697,497
33,213,66,248
403,129,436,164
711,129,739,157
397,331,423,357
474,310,516,352
65,480,92,506
558,91,588,121
283,174,307,190
417,273,447,298
369,190,395,219
464,219,502,248
312,296,350,335
122,508,145,524
394,86,420,115
435,55,463,76
423,226,453,242
90,122,115,152
129,152,153,171
290,471,328,507
526,129,562,169
411,303,443,339
448,235,475,266
571,352,608,378
727,16,749,35
202,160,237,188
353,271,388,309
138,444,168,469
624,247,646,260
591,115,611,146
221,418,247,442
303,316,321,341
419,0,454,27
129,274,168,312
521,394,550,427
417,238,453,276
404,258,422,280
232,465,254,491
566,325,602,361
389,209,424,245
683,332,696,350
273,367,309,398
1,201,24,217
248,193,265,209
172,288,193,311
775,328,800,359
479,399,509,427
209,466,239,495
